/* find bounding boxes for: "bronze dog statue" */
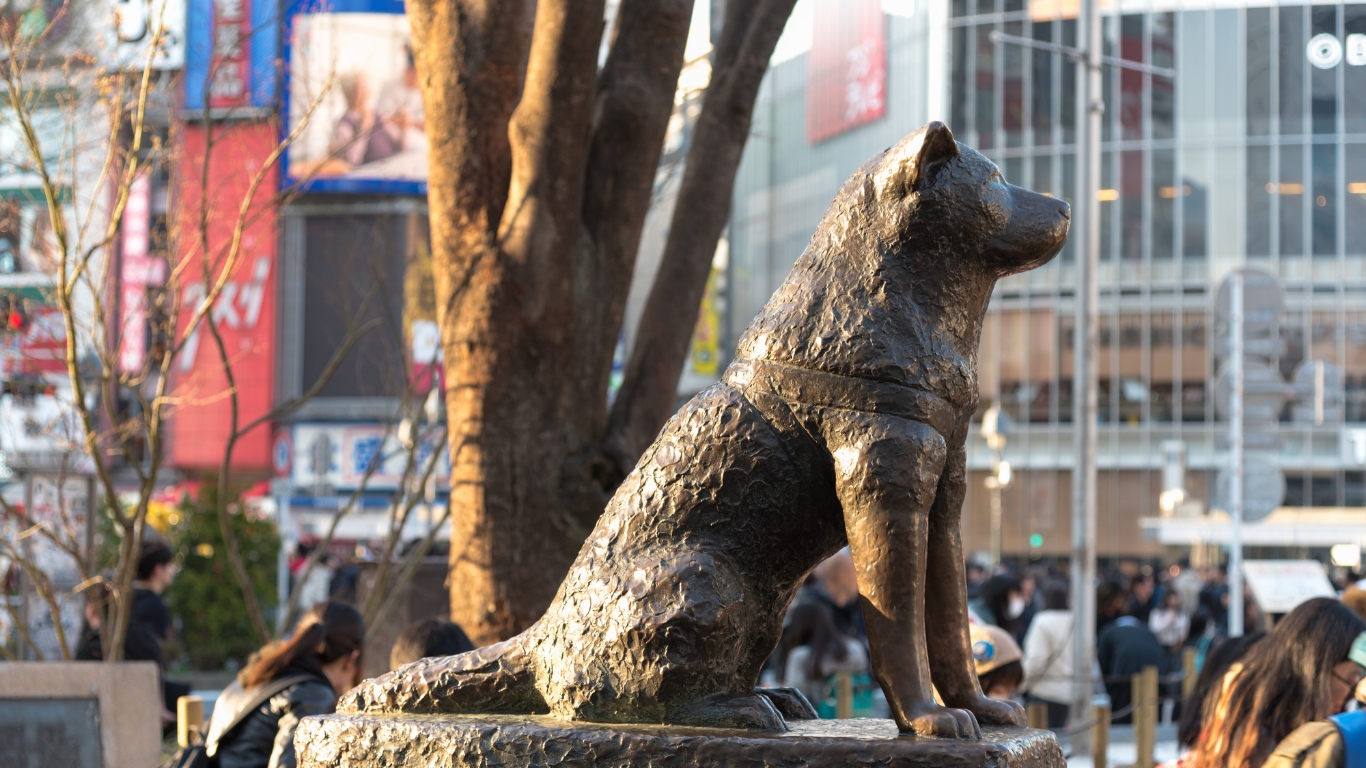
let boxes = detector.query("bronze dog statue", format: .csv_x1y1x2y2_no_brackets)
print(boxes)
341,122,1069,738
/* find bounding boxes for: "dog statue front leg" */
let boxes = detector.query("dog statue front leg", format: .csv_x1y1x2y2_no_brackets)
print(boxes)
925,438,1027,728
830,413,980,739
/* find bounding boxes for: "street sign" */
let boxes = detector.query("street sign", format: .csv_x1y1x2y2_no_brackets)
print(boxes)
1291,359,1343,424
1242,560,1335,613
1215,361,1293,426
1215,268,1284,333
1215,460,1285,522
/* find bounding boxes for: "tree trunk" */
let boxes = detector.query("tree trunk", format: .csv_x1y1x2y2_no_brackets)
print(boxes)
607,0,800,463
413,0,795,645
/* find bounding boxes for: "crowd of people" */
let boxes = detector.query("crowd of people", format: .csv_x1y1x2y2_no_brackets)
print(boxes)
760,553,1366,767
88,540,1366,768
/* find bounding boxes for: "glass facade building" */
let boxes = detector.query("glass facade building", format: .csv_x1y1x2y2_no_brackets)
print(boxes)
725,0,1366,563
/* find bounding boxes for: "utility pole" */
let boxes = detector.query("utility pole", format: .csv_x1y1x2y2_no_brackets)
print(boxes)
1229,273,1245,637
1070,0,1103,754
988,6,1171,756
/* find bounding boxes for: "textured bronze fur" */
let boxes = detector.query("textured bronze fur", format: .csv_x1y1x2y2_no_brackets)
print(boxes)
341,123,1070,738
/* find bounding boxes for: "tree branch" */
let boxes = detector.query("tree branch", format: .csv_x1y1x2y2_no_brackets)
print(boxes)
606,0,798,464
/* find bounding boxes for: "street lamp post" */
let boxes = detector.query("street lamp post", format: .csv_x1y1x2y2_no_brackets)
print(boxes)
981,403,1012,568
1070,0,1103,754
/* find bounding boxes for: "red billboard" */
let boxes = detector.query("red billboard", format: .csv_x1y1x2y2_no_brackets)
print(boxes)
807,0,887,144
168,122,277,470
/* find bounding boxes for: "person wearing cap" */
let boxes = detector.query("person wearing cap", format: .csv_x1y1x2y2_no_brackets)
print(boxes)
971,623,1024,701
1263,631,1366,768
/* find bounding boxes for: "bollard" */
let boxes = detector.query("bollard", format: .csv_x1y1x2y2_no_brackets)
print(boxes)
835,673,853,719
1182,646,1198,696
1132,666,1158,768
177,695,205,748
1027,701,1048,729
1092,700,1111,768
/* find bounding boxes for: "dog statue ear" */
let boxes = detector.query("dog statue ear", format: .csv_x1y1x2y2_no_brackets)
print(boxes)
874,122,960,199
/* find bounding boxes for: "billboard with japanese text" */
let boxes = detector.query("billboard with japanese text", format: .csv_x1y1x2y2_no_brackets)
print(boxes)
807,0,887,143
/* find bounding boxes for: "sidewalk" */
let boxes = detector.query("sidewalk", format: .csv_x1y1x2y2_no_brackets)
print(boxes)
1062,723,1180,767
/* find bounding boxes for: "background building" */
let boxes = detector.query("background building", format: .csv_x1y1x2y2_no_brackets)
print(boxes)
720,0,1366,565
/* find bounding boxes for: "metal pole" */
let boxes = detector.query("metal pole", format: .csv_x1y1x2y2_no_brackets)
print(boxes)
989,479,1003,568
276,488,292,635
1229,273,1244,637
1070,0,1103,752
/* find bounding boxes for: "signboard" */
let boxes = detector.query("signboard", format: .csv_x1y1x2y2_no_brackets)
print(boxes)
806,0,886,144
1242,560,1336,614
118,175,165,375
184,0,279,110
410,319,443,395
291,422,449,491
283,0,425,194
114,0,187,71
168,123,277,470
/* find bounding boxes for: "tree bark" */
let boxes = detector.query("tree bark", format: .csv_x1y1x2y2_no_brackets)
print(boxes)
415,0,795,644
606,0,800,465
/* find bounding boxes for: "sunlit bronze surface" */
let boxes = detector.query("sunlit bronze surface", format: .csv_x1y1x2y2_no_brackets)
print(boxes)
340,122,1069,739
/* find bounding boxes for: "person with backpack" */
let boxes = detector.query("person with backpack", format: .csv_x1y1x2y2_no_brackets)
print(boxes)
1262,632,1366,768
203,602,364,768
1185,598,1365,768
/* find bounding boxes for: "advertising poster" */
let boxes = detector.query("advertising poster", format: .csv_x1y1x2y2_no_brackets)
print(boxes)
807,0,887,143
169,122,278,470
284,0,425,194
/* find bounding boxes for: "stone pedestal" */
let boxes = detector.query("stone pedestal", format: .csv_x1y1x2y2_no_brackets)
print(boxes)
296,713,1065,767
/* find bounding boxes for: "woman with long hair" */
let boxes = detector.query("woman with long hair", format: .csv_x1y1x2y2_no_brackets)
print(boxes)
1187,598,1365,768
205,601,364,768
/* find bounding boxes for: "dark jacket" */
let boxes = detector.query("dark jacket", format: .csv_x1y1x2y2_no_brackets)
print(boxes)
1096,616,1168,724
207,657,337,768
125,588,171,667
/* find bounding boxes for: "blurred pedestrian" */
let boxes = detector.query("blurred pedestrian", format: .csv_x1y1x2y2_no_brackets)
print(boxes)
1263,633,1366,767
774,550,868,705
129,542,186,730
1097,612,1167,723
1096,578,1130,634
1186,598,1365,768
74,579,113,661
1150,590,1190,651
971,623,1024,701
1199,566,1230,635
1020,577,1073,728
1177,631,1265,749
971,575,1026,636
1128,572,1159,624
1341,585,1366,623
390,619,475,669
1171,560,1203,617
206,601,364,768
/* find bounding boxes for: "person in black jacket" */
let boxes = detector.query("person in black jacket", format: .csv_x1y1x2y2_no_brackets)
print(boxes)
206,601,364,768
1096,615,1168,723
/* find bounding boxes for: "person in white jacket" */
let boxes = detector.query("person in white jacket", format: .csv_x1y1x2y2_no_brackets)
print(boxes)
1148,590,1190,650
1020,577,1074,728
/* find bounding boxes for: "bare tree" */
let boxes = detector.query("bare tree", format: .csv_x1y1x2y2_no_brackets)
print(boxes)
410,0,797,643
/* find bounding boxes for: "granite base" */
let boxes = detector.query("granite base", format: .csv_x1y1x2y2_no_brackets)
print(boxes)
296,713,1065,767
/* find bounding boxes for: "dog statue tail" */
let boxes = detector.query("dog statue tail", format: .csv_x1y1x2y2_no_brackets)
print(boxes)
338,632,548,715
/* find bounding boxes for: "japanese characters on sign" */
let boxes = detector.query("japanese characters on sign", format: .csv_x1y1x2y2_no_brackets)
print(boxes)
807,0,887,144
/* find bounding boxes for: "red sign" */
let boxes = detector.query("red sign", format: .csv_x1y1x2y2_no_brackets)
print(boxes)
0,304,67,378
168,122,277,470
209,0,252,107
807,0,887,144
119,174,165,374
